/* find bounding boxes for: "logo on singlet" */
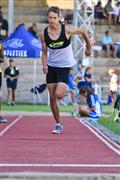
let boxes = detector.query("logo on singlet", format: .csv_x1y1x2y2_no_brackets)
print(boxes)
49,41,64,48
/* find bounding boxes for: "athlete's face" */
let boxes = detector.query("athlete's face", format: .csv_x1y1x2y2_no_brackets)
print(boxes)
47,11,60,26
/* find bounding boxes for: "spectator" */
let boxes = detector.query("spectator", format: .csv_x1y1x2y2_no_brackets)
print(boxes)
94,1,107,24
77,63,86,104
92,34,102,57
102,30,118,58
107,69,118,104
67,68,77,104
104,0,113,26
112,2,120,25
64,10,73,24
14,23,25,32
77,63,84,82
78,86,102,118
4,59,20,106
28,23,38,39
0,6,3,17
0,15,8,40
84,66,96,90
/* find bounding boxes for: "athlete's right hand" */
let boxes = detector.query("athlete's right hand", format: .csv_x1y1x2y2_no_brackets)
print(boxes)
42,65,48,74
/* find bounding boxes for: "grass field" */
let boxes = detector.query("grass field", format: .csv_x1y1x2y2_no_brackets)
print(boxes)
2,103,120,135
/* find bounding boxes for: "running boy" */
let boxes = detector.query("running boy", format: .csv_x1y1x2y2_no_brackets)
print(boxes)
40,6,91,134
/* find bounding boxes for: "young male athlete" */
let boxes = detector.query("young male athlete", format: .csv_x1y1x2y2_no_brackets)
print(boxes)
40,6,91,134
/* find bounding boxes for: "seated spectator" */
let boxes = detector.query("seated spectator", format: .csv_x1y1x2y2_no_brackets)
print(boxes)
84,66,96,90
102,30,118,58
94,1,107,24
64,10,73,24
77,63,84,82
78,86,102,118
111,2,120,25
28,23,38,39
67,68,77,104
77,63,86,104
104,0,113,26
92,34,102,57
60,68,77,106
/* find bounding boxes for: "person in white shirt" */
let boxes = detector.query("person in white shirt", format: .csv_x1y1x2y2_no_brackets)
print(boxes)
108,69,118,104
109,2,120,25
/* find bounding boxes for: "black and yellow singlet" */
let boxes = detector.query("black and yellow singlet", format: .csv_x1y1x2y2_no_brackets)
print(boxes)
44,24,70,49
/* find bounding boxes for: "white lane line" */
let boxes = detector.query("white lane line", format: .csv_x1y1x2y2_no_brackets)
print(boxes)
0,115,23,137
86,122,120,150
77,118,120,156
0,163,120,167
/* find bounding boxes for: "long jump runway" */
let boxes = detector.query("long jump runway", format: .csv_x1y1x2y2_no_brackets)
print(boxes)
0,114,120,174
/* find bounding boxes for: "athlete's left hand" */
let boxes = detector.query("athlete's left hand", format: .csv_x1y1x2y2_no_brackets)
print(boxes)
85,47,92,56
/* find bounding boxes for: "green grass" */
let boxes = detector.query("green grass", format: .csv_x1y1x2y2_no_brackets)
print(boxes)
2,103,74,112
99,116,120,135
2,103,120,135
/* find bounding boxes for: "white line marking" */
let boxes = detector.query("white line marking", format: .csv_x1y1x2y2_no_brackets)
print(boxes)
87,122,120,150
0,115,23,137
0,163,120,167
77,117,120,156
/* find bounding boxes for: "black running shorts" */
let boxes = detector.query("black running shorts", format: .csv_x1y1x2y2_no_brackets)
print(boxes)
46,65,70,84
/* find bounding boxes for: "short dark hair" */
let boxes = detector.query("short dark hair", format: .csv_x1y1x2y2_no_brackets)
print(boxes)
85,66,91,73
9,59,14,62
47,6,60,17
105,30,109,34
79,86,94,104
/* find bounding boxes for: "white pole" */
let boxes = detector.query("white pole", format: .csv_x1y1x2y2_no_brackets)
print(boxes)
8,0,14,35
73,0,78,55
33,59,37,104
73,0,78,27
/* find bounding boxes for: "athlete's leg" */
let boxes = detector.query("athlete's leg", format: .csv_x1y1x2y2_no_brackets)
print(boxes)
55,82,68,99
47,83,61,124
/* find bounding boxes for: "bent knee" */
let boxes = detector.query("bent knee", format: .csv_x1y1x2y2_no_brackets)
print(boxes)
55,92,65,99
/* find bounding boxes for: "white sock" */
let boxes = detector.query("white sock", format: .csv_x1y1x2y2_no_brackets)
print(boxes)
56,123,61,126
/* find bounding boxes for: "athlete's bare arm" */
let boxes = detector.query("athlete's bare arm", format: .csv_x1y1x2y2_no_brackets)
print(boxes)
40,32,48,74
65,25,91,56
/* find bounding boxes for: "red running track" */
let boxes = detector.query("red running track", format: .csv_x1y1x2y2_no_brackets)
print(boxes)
0,115,120,174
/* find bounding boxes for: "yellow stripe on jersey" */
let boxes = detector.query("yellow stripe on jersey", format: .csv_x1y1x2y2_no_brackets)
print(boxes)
0,67,2,73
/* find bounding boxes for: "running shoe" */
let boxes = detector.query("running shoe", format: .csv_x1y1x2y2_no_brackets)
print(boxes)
0,117,7,123
52,124,63,134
